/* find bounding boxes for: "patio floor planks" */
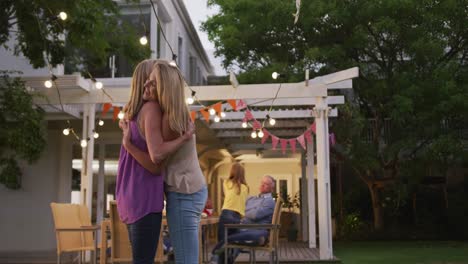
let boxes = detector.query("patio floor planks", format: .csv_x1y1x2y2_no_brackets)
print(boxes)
216,241,341,263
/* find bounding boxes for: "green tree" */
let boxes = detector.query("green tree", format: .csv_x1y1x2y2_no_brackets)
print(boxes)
0,72,46,189
0,0,149,70
203,0,468,230
0,1,150,189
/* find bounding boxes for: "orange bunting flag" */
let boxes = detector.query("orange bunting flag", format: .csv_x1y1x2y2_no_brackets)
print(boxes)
113,106,120,121
213,102,222,114
227,99,237,111
102,103,112,117
200,108,211,123
190,111,197,122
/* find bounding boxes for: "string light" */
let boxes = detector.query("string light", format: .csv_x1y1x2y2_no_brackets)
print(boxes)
269,118,276,126
62,128,70,135
80,139,88,148
98,119,104,126
251,131,257,139
139,36,148,45
169,54,177,67
258,130,264,138
118,110,125,120
214,116,220,122
44,75,57,88
220,111,226,118
209,108,216,116
58,12,67,21
272,72,280,80
186,91,196,105
242,122,248,128
44,80,53,88
93,131,99,139
91,78,103,89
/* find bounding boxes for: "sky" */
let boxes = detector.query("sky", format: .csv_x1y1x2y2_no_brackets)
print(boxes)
182,0,227,75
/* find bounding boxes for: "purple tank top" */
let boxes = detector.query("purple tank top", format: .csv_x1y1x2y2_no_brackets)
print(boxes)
116,118,164,224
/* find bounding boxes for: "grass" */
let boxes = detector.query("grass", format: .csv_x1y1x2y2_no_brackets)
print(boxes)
334,241,468,264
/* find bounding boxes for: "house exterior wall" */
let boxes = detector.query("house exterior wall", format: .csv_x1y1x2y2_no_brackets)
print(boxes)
0,129,73,252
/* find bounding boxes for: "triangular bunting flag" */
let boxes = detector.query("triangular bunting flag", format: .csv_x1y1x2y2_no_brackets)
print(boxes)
280,139,288,154
304,129,313,144
200,108,210,123
252,120,262,130
297,134,306,150
289,138,297,153
213,102,222,115
227,99,237,111
272,136,279,150
102,103,112,117
261,129,270,144
113,106,120,121
310,122,316,134
329,133,336,146
237,100,247,111
190,111,197,122
245,110,253,121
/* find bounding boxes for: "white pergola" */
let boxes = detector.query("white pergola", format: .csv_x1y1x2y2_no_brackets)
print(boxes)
26,67,358,260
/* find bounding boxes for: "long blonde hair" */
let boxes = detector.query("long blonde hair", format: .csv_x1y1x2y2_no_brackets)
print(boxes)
228,162,248,195
150,60,190,135
124,59,157,120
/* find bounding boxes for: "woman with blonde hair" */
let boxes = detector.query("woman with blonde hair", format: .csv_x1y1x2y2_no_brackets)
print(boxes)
121,60,207,264
117,59,193,264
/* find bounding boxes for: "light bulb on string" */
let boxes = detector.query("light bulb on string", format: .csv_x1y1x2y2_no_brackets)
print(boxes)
93,132,99,139
251,131,257,139
242,122,248,128
139,36,148,45
258,130,264,138
269,118,276,126
62,128,70,136
118,110,125,120
186,97,194,104
44,80,53,88
272,72,280,80
44,74,57,88
209,108,216,116
214,116,220,122
58,12,67,21
80,139,88,148
95,81,103,89
169,54,178,67
220,112,226,118
98,119,104,126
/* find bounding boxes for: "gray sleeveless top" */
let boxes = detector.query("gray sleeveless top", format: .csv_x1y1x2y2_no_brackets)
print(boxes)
164,135,206,193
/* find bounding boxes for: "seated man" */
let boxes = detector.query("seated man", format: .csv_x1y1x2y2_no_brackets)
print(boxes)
210,175,276,264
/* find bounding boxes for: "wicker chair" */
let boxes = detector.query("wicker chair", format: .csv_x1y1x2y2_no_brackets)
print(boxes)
224,199,283,264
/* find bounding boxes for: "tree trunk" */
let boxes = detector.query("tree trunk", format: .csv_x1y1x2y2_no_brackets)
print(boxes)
368,184,384,230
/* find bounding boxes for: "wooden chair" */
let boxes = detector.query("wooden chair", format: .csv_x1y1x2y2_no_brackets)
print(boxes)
224,199,283,264
108,201,163,263
50,203,100,264
108,201,132,263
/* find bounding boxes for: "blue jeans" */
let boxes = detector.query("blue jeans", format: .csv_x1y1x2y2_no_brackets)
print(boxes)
213,209,241,253
127,212,162,264
215,229,269,264
166,186,208,264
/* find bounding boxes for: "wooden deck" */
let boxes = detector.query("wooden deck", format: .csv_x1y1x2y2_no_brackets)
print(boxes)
208,240,341,263
0,241,340,264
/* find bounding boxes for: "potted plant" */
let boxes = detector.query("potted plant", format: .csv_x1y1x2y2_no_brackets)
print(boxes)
282,192,300,241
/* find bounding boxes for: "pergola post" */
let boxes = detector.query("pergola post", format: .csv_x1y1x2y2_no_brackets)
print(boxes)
80,103,96,217
306,140,317,248
314,97,333,259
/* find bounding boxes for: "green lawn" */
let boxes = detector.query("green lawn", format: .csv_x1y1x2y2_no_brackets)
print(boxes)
334,241,468,264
